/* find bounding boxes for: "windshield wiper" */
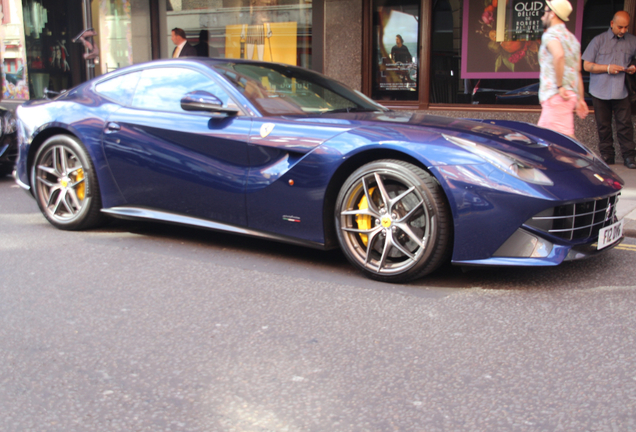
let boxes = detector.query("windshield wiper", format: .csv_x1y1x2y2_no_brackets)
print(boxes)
321,107,378,114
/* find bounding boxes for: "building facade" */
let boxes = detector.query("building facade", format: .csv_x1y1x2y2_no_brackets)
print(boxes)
1,0,633,150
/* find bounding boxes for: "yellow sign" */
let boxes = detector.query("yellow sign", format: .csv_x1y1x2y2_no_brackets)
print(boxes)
225,22,298,65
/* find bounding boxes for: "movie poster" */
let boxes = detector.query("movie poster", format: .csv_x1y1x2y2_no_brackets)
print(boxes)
374,5,419,93
461,0,583,79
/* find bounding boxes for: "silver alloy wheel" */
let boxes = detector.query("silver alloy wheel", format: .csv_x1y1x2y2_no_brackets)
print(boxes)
340,171,432,274
336,160,450,282
35,144,87,222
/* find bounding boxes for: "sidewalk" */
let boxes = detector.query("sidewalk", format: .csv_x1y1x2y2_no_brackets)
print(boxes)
614,163,636,238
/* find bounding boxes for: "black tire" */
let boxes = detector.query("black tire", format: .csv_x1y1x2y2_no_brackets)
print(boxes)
335,159,452,283
31,135,106,230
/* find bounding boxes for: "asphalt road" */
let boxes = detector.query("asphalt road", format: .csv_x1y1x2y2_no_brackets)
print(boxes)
1,175,636,431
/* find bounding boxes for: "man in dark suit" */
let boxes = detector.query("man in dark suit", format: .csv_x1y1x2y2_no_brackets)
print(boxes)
171,28,197,58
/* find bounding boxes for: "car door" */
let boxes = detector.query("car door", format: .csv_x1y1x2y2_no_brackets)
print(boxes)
102,66,252,226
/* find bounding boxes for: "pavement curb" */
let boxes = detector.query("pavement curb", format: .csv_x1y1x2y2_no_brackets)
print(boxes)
624,219,636,238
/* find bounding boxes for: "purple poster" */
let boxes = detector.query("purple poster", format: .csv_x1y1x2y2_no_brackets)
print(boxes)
461,0,583,79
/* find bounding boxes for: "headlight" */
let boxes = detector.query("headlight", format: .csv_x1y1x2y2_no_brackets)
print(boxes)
443,134,553,186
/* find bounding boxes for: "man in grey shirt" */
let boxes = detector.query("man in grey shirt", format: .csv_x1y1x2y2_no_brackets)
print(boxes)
582,11,636,169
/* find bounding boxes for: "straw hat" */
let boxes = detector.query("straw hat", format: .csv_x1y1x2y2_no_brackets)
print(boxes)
546,0,572,22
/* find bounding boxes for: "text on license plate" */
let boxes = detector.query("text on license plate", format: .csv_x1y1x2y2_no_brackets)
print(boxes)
598,219,624,250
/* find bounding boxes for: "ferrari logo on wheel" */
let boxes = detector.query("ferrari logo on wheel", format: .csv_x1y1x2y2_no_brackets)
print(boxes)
381,215,392,228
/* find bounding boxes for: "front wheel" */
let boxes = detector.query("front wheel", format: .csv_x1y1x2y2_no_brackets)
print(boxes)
32,135,106,230
335,160,452,283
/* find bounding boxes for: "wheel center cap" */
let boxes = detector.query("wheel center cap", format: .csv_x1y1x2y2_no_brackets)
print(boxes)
381,215,392,228
60,179,69,188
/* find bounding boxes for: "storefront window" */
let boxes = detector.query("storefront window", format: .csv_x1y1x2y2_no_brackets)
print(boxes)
371,0,420,101
14,0,149,99
91,0,152,77
430,0,623,106
1,0,29,99
161,0,312,68
581,0,625,47
21,0,88,99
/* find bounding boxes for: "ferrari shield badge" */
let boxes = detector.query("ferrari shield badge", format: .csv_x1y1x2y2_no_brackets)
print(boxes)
260,123,276,138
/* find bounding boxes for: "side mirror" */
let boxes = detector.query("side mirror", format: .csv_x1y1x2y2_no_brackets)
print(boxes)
180,90,238,115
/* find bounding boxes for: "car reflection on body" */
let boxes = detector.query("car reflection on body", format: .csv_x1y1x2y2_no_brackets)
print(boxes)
13,59,625,282
0,107,17,177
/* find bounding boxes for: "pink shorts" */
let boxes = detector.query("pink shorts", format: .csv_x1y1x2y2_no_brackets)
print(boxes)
538,91,578,136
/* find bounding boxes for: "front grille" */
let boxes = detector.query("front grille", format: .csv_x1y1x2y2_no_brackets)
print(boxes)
525,194,619,241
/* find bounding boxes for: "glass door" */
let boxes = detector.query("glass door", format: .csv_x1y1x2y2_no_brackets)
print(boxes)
91,0,151,77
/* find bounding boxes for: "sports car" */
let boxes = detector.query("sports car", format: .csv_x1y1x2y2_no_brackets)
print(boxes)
14,58,624,282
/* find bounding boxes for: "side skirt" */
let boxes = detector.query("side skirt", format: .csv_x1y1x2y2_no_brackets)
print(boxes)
101,206,328,250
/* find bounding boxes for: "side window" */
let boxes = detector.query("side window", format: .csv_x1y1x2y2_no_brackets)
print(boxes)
94,72,141,105
131,67,233,113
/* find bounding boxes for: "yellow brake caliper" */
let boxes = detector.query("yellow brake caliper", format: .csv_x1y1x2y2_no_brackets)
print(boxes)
355,188,375,246
74,168,85,200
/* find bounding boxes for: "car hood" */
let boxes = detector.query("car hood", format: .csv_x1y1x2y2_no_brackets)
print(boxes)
316,111,553,148
307,111,609,175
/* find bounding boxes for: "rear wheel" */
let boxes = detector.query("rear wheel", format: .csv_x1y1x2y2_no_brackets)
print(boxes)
32,135,105,230
335,159,452,283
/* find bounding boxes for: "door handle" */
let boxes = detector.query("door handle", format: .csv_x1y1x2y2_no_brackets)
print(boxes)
105,122,121,133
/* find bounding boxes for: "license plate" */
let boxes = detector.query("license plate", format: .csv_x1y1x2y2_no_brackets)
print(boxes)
598,219,624,250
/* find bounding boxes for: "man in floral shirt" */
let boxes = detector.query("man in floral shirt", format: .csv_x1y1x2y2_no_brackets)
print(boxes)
538,0,588,138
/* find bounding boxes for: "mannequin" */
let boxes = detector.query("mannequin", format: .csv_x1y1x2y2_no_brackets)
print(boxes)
240,0,274,60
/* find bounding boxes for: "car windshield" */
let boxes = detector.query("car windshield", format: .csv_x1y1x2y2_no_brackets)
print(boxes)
212,62,387,116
